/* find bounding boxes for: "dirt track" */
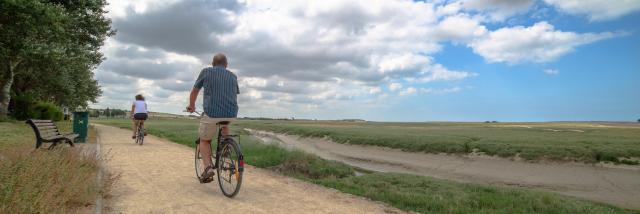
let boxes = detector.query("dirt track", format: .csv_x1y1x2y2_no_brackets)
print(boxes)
95,124,404,213
248,129,640,210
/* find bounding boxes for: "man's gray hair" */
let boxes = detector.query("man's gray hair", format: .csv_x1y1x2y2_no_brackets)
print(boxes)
212,53,228,66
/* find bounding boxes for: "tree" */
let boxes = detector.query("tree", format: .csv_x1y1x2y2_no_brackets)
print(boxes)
0,0,113,119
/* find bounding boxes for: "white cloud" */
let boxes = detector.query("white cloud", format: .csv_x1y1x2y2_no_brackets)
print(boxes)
544,0,640,21
377,54,430,74
389,83,403,92
439,86,463,93
458,0,535,21
399,87,417,96
92,0,620,119
468,22,618,64
415,64,477,82
398,86,464,96
543,69,559,75
434,14,487,41
368,87,382,94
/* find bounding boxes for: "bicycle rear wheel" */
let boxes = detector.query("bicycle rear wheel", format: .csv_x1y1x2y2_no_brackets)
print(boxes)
217,139,243,198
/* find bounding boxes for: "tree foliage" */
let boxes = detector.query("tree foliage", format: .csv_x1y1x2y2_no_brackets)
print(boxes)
0,0,114,118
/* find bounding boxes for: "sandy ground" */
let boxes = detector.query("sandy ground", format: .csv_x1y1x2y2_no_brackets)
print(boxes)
248,129,640,210
94,124,405,214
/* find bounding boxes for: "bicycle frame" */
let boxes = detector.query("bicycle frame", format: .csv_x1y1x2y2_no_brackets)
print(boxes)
195,123,243,170
189,110,244,173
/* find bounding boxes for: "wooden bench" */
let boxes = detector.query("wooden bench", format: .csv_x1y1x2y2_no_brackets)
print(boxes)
26,119,79,149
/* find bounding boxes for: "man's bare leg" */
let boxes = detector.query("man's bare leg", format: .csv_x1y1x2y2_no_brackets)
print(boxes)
200,139,213,168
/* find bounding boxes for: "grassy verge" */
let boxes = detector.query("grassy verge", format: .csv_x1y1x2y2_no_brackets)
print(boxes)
94,118,637,213
235,120,640,164
0,120,102,213
315,173,634,214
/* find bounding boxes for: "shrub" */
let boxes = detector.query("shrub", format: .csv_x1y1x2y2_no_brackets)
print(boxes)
10,95,63,121
9,94,36,120
30,102,64,121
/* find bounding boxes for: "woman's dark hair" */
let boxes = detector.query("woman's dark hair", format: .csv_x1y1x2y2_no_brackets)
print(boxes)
135,94,145,101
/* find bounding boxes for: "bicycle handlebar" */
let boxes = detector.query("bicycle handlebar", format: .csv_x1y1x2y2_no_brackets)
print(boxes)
183,110,203,116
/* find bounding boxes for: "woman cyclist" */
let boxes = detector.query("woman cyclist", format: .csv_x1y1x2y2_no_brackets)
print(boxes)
131,94,148,139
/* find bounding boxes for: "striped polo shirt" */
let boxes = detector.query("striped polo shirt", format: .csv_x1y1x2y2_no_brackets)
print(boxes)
193,66,240,118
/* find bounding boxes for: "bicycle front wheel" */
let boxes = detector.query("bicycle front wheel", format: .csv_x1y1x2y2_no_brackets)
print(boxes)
137,125,144,145
217,139,244,198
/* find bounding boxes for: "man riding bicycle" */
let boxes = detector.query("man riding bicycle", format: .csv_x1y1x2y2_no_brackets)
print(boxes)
186,53,239,183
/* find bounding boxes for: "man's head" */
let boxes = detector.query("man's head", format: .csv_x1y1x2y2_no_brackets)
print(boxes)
135,94,145,101
212,53,228,68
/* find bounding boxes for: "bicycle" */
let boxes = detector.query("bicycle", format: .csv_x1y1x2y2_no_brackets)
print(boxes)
187,110,244,198
135,120,145,145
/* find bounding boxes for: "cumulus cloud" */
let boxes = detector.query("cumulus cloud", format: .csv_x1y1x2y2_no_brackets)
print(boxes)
433,14,487,41
368,87,382,94
544,0,640,21
399,87,417,96
414,64,477,82
112,0,243,55
389,83,402,92
396,86,464,96
468,22,618,64
457,0,535,21
91,0,622,118
543,69,559,75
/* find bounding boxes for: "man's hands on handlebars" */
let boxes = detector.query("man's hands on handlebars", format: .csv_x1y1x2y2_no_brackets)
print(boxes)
184,106,202,116
186,105,195,113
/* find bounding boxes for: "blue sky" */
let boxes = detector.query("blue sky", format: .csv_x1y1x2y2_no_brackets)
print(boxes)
94,0,640,122
393,8,640,122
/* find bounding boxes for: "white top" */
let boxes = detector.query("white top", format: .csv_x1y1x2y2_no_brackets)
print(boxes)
133,100,148,114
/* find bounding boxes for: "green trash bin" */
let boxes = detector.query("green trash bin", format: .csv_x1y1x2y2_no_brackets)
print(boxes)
73,112,89,143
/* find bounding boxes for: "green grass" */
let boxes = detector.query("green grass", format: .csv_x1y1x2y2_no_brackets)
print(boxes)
0,120,101,213
234,120,640,164
315,173,634,214
93,118,638,213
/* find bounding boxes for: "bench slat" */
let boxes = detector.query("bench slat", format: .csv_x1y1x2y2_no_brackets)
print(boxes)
35,124,56,128
37,129,59,134
31,119,53,123
40,130,61,137
35,122,55,126
33,122,54,125
36,126,58,131
38,128,59,133
42,135,64,141
35,123,55,127
33,120,53,123
40,131,60,137
64,134,79,140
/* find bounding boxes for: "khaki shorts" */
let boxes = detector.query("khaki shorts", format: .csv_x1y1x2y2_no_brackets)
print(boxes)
198,114,236,141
